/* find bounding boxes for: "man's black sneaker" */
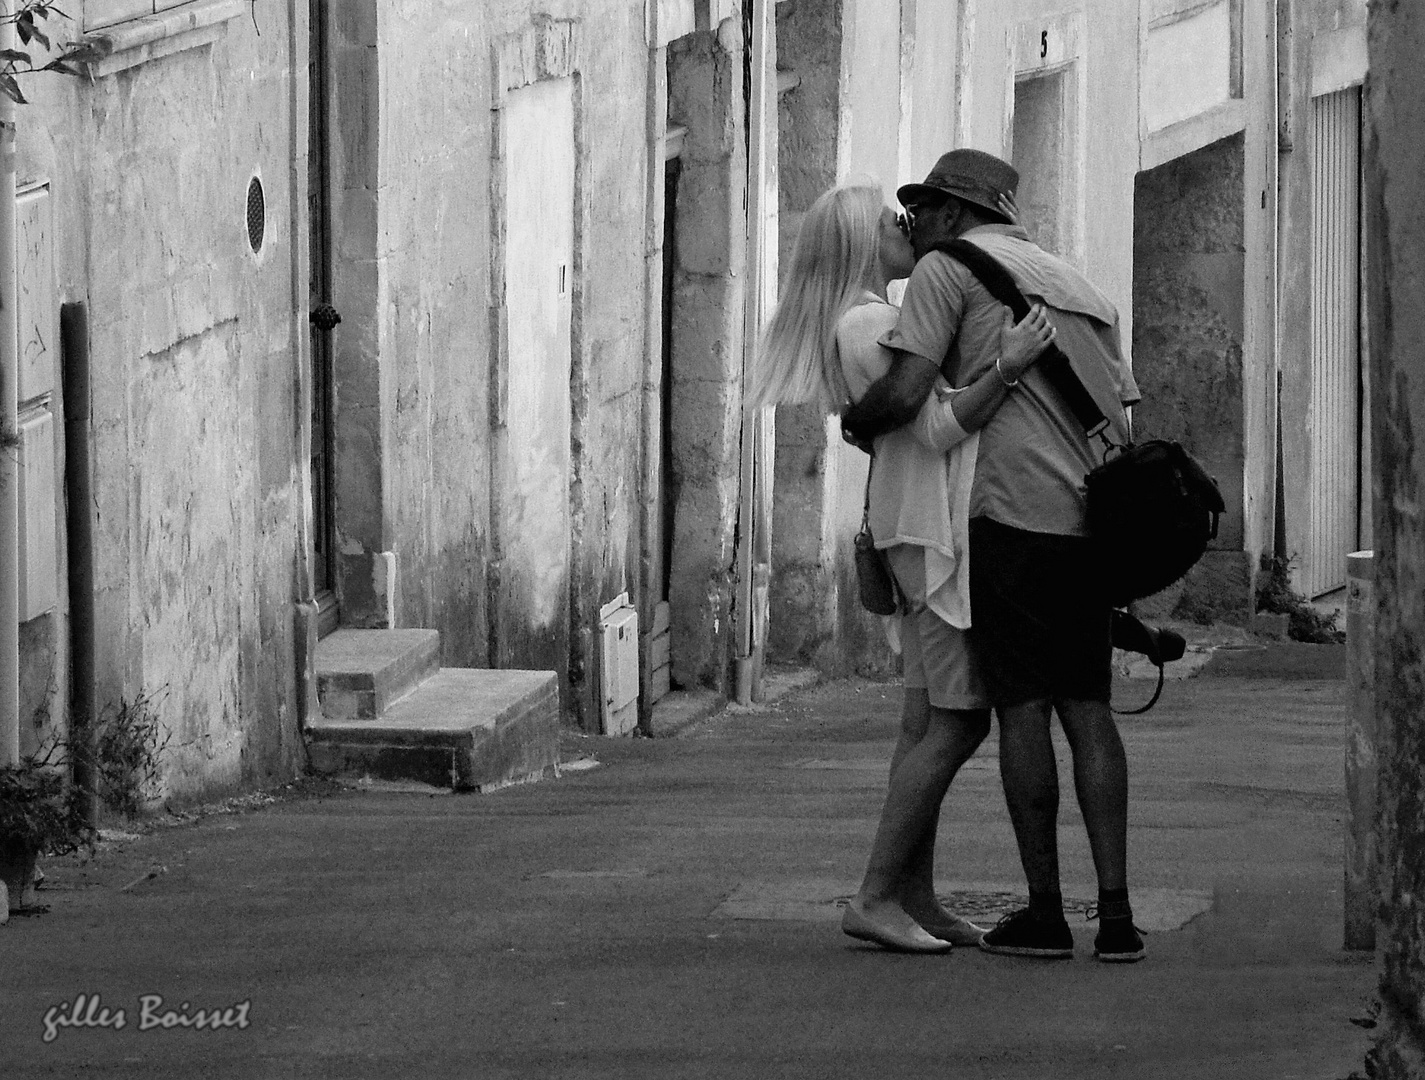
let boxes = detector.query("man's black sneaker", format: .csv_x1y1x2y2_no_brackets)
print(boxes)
978,907,1074,959
1090,909,1147,963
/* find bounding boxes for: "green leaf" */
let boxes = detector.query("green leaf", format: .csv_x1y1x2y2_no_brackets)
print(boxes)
27,24,49,51
0,49,30,65
41,58,77,76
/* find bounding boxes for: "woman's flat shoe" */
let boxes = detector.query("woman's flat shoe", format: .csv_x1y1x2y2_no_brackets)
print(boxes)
841,903,954,953
918,913,988,947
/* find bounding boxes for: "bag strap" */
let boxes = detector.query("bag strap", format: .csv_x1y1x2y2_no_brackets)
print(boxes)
860,449,875,532
931,239,1110,440
1113,662,1165,716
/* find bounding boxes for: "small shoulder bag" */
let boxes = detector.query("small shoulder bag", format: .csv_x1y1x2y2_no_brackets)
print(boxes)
853,452,900,615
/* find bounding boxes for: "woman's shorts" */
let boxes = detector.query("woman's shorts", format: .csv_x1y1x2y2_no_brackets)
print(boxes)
966,516,1112,708
885,545,990,711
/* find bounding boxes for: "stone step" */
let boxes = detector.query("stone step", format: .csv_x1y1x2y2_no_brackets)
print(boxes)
305,668,560,791
314,628,441,720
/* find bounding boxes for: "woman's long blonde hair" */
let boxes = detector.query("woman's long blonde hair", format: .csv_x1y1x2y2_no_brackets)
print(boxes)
747,183,884,414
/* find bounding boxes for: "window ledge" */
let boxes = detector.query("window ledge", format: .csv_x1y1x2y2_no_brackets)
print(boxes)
81,0,247,78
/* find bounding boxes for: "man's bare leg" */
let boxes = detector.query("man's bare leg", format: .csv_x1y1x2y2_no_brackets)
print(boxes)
995,698,1063,900
1055,697,1128,893
977,696,1077,957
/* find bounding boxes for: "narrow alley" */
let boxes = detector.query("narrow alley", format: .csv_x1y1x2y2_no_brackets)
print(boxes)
4,651,1373,1078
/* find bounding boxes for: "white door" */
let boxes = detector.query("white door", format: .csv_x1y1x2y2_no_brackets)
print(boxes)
500,78,574,666
1305,87,1361,597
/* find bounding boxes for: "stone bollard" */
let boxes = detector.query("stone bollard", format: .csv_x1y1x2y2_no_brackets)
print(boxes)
1344,550,1376,950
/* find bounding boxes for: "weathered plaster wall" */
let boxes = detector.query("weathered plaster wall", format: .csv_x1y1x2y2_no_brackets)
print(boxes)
843,0,901,190
561,2,653,723
1315,0,1366,35
1364,5,1425,1075
900,0,959,182
1132,134,1252,621
37,12,308,799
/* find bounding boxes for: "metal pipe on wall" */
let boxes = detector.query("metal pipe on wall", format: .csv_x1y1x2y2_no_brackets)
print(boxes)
61,302,96,824
0,13,20,768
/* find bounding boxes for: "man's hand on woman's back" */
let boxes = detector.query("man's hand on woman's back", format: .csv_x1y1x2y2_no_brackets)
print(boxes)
840,351,941,447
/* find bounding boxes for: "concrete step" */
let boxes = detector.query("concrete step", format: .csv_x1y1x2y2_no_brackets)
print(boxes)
305,668,560,791
314,628,441,720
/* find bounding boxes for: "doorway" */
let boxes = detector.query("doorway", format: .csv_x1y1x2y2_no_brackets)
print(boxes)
494,77,576,679
308,0,338,636
1009,69,1076,261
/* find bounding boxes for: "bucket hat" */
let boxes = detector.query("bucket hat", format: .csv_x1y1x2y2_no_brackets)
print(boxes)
896,149,1019,217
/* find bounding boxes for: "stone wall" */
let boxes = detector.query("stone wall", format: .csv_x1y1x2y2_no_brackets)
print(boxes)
1131,134,1252,623
664,22,746,693
1364,4,1425,1075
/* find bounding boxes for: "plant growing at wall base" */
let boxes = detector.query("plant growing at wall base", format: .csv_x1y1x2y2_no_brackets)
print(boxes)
1256,553,1347,644
0,738,96,910
91,690,170,819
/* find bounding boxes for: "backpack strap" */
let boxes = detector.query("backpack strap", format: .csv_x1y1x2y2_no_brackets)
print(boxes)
932,239,1110,440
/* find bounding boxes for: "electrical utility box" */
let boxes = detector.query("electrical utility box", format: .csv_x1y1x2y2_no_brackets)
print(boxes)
599,592,639,736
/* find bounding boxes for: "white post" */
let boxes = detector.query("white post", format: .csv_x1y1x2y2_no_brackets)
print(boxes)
0,6,21,768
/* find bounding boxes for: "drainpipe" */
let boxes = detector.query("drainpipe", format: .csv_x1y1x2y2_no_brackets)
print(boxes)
0,12,19,768
61,302,96,824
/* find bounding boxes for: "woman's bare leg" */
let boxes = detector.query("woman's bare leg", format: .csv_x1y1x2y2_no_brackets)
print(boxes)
846,693,989,947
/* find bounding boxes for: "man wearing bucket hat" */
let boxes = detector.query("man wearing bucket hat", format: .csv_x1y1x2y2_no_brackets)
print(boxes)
843,149,1146,963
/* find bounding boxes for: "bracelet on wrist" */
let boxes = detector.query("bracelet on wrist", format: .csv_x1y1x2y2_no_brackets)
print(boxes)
996,357,1020,388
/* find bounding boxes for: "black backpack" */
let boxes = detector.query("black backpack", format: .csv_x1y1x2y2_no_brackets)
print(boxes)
1085,439,1225,608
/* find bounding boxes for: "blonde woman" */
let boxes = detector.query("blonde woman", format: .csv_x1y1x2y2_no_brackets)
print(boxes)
750,182,1054,953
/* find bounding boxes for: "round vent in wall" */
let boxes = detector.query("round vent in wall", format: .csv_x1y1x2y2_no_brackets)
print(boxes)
246,175,266,254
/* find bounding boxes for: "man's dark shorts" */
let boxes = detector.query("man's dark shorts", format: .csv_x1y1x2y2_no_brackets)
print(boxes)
967,516,1112,707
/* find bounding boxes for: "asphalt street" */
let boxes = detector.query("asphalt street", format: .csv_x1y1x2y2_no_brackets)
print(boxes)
3,643,1375,1079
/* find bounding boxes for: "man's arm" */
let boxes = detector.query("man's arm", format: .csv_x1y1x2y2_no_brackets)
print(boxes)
840,349,940,447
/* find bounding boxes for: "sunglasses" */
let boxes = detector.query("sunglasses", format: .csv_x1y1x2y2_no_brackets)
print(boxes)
897,199,947,236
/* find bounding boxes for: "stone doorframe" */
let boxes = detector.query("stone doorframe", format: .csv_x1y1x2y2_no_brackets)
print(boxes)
326,0,394,630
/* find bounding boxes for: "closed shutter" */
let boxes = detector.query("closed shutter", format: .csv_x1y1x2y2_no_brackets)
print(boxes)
1305,86,1361,597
